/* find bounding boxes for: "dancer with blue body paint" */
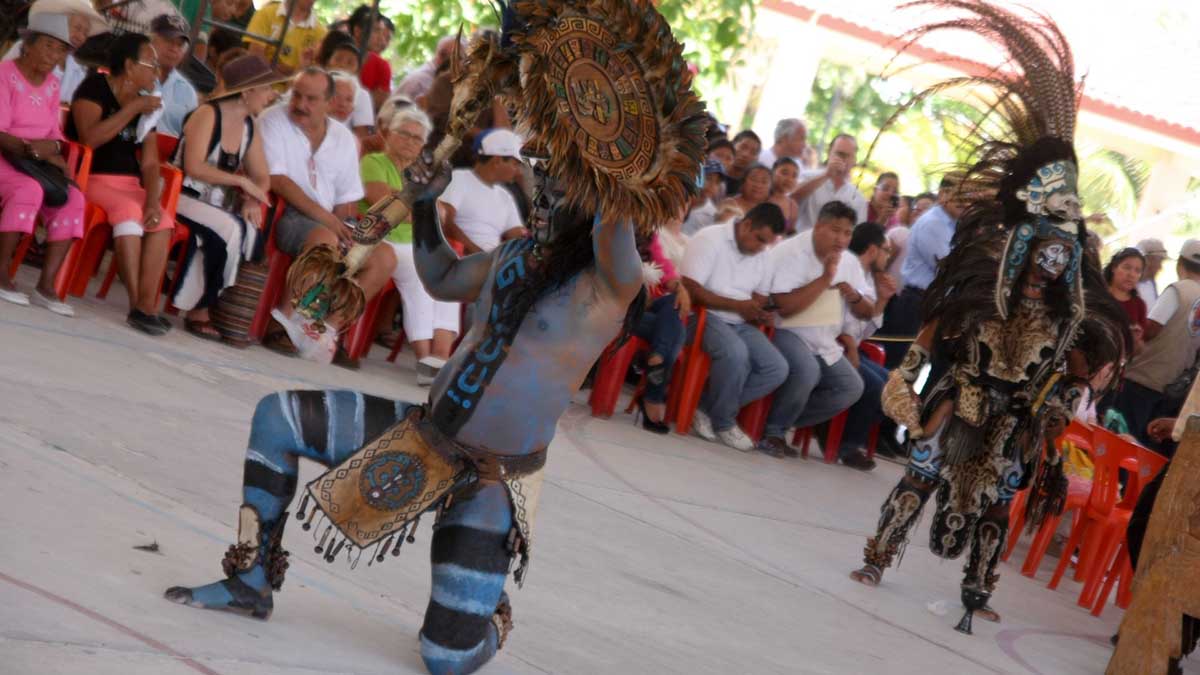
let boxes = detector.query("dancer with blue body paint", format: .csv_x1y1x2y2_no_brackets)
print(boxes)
164,1,708,671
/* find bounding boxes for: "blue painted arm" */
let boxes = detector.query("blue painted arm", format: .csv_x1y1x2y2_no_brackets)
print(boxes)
591,213,642,300
412,197,496,303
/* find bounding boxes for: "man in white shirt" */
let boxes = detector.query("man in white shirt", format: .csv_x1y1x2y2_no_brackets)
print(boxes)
759,201,875,464
1136,237,1169,305
791,134,868,232
261,68,395,351
437,129,526,255
149,14,199,137
679,203,789,451
759,118,807,168
838,223,899,466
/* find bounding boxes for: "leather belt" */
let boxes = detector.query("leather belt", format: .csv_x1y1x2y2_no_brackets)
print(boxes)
414,406,547,481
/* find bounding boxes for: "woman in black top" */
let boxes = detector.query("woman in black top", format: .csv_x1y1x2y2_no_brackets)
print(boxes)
68,32,171,335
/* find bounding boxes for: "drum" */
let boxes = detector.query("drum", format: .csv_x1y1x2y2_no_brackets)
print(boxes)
211,261,268,348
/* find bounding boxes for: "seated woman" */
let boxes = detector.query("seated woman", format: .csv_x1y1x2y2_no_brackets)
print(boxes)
766,157,800,234
359,105,460,384
329,71,363,151
632,214,691,434
68,31,172,335
716,163,769,224
1104,246,1148,353
316,31,374,145
170,55,280,340
0,15,87,315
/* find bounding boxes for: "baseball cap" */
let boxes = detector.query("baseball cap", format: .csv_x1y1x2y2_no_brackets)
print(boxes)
702,159,727,178
151,13,190,43
1137,237,1169,258
1180,239,1200,266
477,128,523,160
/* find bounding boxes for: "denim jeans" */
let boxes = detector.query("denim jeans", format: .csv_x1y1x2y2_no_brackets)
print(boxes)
632,294,687,403
693,315,787,432
843,356,888,449
764,330,863,439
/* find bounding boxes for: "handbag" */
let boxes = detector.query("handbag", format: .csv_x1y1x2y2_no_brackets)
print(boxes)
6,154,71,207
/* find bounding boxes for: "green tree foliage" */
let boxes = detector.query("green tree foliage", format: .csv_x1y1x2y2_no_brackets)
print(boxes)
312,0,757,90
1076,147,1150,237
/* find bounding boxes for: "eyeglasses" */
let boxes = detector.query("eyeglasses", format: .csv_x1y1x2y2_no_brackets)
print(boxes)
137,60,161,71
393,131,424,143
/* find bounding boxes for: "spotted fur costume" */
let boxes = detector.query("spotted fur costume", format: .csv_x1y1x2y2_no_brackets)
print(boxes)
853,0,1131,625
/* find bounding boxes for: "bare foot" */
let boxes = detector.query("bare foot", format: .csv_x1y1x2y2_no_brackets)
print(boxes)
850,565,882,587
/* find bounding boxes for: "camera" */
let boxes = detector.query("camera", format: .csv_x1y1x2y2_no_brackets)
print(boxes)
890,195,900,208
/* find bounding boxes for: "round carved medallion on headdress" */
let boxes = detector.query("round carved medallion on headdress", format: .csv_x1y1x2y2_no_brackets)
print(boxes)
536,16,657,179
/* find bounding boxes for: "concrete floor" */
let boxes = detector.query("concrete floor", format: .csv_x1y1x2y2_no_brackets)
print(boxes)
0,267,1147,674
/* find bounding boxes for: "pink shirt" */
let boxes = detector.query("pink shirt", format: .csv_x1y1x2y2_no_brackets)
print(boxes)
0,60,63,141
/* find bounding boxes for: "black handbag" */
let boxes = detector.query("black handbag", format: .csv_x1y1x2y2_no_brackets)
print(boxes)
6,155,71,207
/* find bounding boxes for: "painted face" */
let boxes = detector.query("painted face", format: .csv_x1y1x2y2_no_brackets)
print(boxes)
530,161,566,240
1034,239,1070,280
1017,160,1082,223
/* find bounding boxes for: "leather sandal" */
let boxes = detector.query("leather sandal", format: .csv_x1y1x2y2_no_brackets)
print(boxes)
184,319,223,342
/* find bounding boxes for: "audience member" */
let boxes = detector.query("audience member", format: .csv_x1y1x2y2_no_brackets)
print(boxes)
878,171,964,367
909,191,935,224
1114,239,1200,451
3,0,106,104
328,70,360,130
170,55,276,340
259,68,394,354
632,226,691,434
716,164,769,223
437,128,526,255
348,5,394,111
792,133,867,232
885,222,909,280
0,14,87,316
1136,237,1169,305
316,32,375,141
767,158,800,233
1103,247,1148,351
838,222,897,463
866,171,899,226
759,118,806,168
706,137,734,179
724,129,761,196
397,35,458,100
359,105,459,384
680,202,788,451
682,159,725,235
758,201,872,464
895,195,912,227
69,32,174,335
245,0,326,74
149,14,200,137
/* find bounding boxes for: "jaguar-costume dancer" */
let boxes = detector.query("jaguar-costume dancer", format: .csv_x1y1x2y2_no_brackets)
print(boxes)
163,1,706,672
848,0,1131,633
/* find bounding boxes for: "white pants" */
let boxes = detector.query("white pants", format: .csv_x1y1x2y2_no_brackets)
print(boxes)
388,241,460,341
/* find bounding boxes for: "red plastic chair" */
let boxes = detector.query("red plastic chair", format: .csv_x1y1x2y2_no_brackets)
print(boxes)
342,280,396,360
1080,441,1168,615
6,142,93,299
670,307,711,435
1048,427,1148,592
589,336,651,418
1005,419,1094,569
248,199,292,342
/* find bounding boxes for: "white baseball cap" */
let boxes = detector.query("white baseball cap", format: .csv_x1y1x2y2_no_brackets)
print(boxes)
478,128,523,160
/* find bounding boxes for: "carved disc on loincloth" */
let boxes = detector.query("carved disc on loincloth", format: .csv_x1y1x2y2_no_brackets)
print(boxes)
537,17,657,180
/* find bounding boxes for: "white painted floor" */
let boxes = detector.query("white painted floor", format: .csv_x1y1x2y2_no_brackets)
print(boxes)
0,267,1154,674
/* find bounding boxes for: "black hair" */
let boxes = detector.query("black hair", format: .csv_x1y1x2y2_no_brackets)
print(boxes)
772,157,798,171
1102,247,1146,288
915,192,936,203
850,222,887,255
743,202,786,235
318,31,362,70
349,4,394,35
876,171,898,185
1182,257,1200,277
108,32,151,76
707,138,733,155
731,129,761,147
816,199,857,225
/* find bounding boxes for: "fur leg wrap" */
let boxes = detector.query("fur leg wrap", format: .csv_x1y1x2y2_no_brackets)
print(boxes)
221,505,290,591
963,507,1009,593
929,482,979,560
882,370,925,439
864,478,933,569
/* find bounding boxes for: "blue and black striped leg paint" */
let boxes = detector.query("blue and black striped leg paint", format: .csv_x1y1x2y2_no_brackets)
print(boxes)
420,482,514,675
165,390,413,617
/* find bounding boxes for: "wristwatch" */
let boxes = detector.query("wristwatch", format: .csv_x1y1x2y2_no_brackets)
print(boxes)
22,140,37,159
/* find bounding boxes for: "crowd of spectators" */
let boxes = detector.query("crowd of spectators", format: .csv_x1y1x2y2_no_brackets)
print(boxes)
1,0,1196,472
